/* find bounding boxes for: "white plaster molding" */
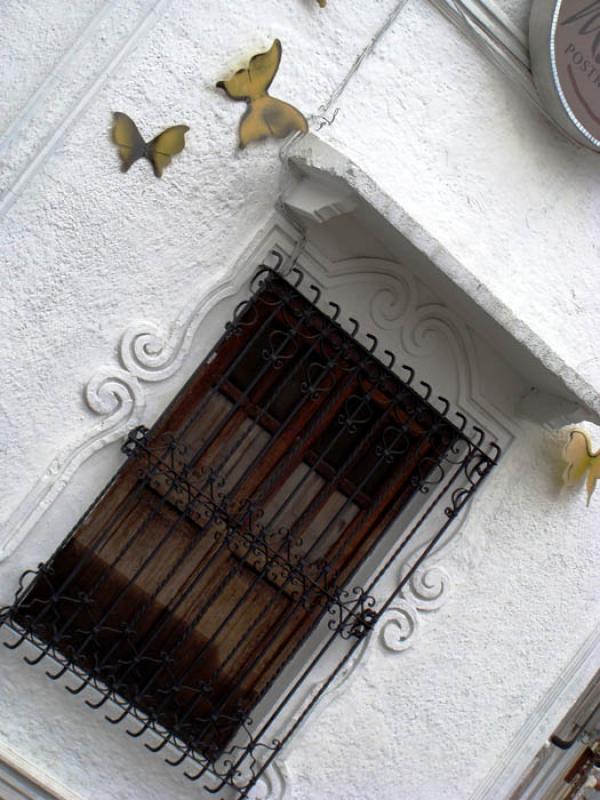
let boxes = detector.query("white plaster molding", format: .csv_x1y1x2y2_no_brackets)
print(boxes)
287,134,600,425
0,0,175,218
430,0,530,66
295,253,514,442
249,762,290,800
0,222,509,798
0,741,83,800
282,172,358,224
470,621,600,800
427,0,543,107
0,367,144,561
0,0,117,155
0,176,549,795
427,0,600,147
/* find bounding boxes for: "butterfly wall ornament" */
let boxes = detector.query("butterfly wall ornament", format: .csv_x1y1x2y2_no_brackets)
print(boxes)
562,429,600,506
111,112,189,178
217,39,308,149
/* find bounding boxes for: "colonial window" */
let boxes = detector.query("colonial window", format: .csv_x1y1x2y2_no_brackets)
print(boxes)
0,264,499,798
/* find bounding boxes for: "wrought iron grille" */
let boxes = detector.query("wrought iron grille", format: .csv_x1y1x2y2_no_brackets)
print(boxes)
0,257,500,798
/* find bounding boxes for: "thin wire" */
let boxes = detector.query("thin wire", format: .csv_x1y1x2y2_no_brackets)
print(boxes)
317,0,411,124
276,0,411,254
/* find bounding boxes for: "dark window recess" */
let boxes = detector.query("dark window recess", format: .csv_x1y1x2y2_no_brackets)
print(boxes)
0,261,501,798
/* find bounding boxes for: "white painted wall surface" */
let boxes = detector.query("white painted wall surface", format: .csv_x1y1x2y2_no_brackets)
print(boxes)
1,1,599,799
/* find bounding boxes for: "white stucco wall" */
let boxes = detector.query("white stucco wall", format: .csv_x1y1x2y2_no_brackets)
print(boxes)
1,1,599,799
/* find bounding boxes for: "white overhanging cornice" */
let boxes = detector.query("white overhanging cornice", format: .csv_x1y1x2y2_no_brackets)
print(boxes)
282,133,600,427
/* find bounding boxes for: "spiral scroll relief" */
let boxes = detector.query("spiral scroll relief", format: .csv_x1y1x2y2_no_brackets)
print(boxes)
379,566,452,653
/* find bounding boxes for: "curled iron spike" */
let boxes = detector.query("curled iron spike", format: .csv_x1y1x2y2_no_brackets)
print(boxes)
472,426,485,447
127,721,150,738
454,411,467,431
144,736,170,753
66,677,91,695
24,649,47,666
488,442,502,461
105,707,129,724
84,692,111,709
290,267,303,287
3,632,28,650
308,283,322,303
268,249,284,271
249,266,272,294
46,663,69,680
183,766,204,782
165,750,189,767
365,333,378,353
436,395,450,415
348,317,359,336
64,681,88,697
419,381,432,400
401,364,415,384
232,298,251,318
383,349,396,369
328,301,341,321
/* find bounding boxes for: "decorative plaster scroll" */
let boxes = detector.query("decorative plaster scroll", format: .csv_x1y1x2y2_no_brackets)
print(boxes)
0,368,144,562
408,563,452,611
297,253,515,457
380,600,421,652
0,0,175,218
248,762,290,800
379,566,451,652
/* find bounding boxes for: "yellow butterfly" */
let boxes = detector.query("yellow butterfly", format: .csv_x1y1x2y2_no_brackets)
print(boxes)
217,40,308,149
111,112,189,178
562,429,600,506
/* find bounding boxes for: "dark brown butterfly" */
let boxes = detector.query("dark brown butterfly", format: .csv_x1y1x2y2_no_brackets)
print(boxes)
111,112,189,178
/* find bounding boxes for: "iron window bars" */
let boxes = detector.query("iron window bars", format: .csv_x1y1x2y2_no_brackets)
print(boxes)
0,256,500,799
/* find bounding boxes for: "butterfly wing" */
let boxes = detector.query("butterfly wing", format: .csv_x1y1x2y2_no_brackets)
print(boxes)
585,452,600,505
217,40,282,101
260,97,308,139
239,96,308,148
238,105,272,149
562,429,593,487
148,125,189,178
112,112,146,172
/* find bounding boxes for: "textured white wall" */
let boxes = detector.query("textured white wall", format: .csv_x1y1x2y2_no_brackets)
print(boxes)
1,1,599,799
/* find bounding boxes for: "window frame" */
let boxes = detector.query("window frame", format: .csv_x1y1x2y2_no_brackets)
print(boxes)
0,265,500,799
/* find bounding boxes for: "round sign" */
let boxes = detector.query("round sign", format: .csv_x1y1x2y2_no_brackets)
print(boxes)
530,0,600,151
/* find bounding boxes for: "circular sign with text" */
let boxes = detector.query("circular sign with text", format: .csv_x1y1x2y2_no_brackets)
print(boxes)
530,0,600,151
